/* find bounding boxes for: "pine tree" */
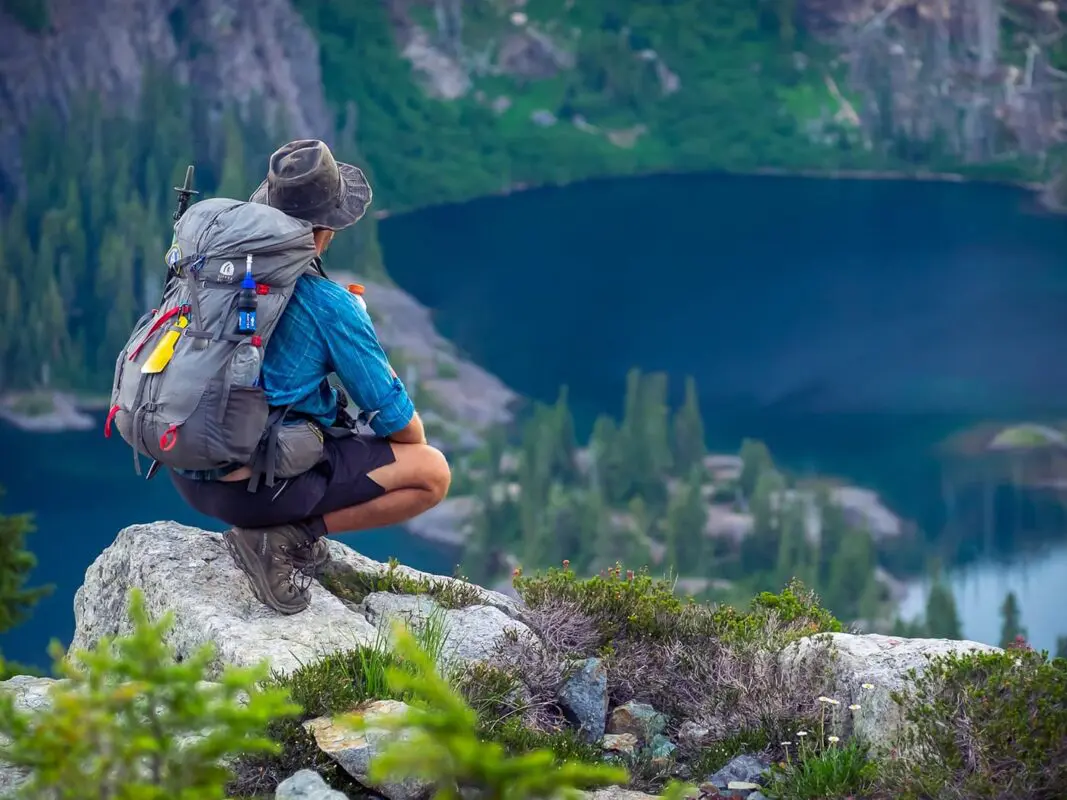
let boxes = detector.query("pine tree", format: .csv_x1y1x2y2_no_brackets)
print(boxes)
589,414,628,505
823,525,876,621
215,109,249,199
738,439,773,500
774,497,812,590
0,486,52,638
671,375,706,476
741,468,785,573
662,465,709,574
924,576,962,640
0,588,299,798
1056,636,1067,660
999,591,1027,649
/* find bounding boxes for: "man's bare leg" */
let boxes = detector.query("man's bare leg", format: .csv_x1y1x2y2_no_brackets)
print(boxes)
322,442,451,534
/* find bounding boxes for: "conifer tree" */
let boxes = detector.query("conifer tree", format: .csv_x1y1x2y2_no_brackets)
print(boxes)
0,487,51,640
671,375,706,476
924,576,962,640
999,591,1027,648
0,588,299,798
738,439,773,500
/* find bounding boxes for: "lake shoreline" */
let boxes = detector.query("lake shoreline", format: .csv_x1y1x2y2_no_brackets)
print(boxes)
372,164,1065,219
0,391,107,433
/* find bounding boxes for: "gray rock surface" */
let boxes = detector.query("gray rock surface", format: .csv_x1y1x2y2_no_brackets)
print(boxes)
606,701,667,744
360,592,534,669
304,700,432,800
781,632,1000,753
73,522,380,676
584,789,659,800
71,521,531,681
0,0,331,191
704,753,770,788
0,676,62,797
558,657,608,742
324,539,525,622
275,769,351,800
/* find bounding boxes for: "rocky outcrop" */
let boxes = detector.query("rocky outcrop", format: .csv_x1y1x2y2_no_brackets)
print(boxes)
0,0,332,191
799,0,1067,186
71,521,526,677
780,631,1000,754
0,520,1008,798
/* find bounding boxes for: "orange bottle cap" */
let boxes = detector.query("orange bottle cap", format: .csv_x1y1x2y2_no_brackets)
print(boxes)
347,283,365,295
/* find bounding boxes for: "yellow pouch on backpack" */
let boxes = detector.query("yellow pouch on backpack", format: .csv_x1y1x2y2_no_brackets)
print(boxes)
141,315,188,374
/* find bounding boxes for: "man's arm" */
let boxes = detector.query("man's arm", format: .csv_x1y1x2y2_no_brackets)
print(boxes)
315,281,425,444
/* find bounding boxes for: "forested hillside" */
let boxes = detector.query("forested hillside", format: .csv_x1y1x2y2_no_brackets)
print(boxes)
0,0,1064,395
0,79,383,392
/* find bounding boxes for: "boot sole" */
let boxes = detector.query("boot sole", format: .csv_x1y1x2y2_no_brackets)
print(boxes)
222,529,310,615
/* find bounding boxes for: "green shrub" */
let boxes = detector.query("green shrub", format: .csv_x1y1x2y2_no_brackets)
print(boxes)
229,610,451,797
342,621,660,799
0,588,298,800
765,738,878,799
514,563,688,642
497,567,838,789
884,648,1067,799
514,567,840,649
321,557,483,609
710,579,844,646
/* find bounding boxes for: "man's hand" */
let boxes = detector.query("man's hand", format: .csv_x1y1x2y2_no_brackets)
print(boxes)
387,411,427,445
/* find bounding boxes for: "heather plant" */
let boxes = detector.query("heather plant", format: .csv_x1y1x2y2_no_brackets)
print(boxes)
343,621,697,800
0,588,299,800
882,647,1067,799
509,565,837,743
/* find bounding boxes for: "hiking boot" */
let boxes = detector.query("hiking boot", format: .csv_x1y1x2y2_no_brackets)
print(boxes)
290,537,331,575
222,523,319,615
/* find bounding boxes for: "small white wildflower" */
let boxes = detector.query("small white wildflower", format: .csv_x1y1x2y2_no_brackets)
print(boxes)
510,11,528,25
861,682,874,689
828,735,840,744
796,731,808,737
780,741,792,747
849,704,861,711
817,695,834,704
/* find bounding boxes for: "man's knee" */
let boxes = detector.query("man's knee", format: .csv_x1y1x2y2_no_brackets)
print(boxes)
418,445,451,505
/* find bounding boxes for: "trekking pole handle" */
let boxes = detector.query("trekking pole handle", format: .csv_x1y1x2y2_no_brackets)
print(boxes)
173,165,200,222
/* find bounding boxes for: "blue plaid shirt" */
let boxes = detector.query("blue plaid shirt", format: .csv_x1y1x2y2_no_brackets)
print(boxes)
176,271,414,480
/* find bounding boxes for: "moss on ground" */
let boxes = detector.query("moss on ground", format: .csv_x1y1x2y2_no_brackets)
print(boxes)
320,557,484,609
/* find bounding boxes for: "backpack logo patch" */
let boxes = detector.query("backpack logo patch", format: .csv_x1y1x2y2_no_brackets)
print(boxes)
165,244,181,268
219,261,236,281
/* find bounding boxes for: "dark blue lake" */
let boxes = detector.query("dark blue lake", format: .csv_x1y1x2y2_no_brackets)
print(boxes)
4,171,1067,665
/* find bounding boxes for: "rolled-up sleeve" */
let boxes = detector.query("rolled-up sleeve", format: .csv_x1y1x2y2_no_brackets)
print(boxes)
317,284,415,437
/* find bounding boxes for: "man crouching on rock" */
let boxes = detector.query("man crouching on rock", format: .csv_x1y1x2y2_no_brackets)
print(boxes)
168,140,451,615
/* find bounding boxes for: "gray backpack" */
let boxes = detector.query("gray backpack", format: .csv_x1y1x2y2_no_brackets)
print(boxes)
105,196,331,491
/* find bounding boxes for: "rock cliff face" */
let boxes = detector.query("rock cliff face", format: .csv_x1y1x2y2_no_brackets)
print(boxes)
2,0,1062,198
799,0,1066,167
0,0,332,191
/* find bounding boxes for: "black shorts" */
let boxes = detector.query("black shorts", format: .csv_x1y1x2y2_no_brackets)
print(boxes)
169,433,396,529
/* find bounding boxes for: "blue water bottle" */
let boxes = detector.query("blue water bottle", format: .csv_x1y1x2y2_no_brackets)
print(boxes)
237,255,257,334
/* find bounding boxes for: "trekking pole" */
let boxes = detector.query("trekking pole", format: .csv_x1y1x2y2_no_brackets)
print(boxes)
173,165,199,222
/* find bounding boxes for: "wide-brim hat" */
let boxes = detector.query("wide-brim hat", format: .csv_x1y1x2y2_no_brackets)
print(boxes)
249,139,372,231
